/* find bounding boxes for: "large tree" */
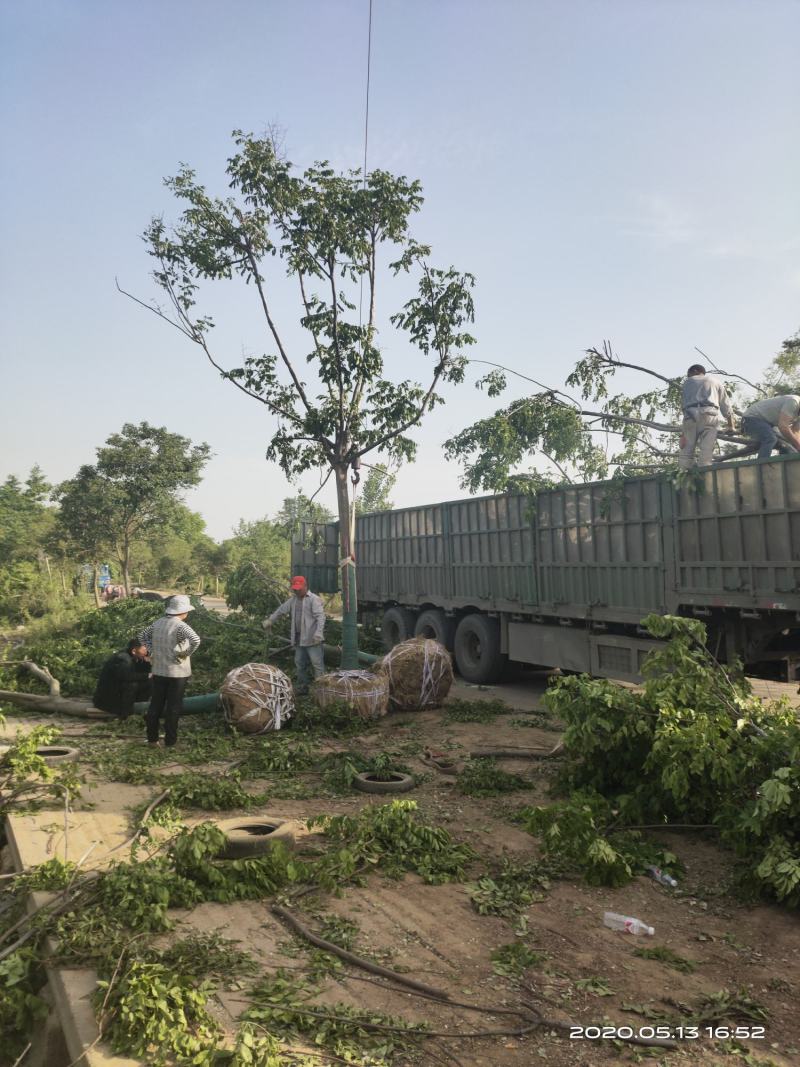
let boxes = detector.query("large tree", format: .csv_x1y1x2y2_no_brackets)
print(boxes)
129,131,475,664
56,423,210,593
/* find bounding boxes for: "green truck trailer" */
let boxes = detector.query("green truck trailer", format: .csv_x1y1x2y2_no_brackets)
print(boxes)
291,454,800,683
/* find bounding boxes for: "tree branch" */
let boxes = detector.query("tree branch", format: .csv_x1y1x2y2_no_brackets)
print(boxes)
586,343,677,387
238,228,313,415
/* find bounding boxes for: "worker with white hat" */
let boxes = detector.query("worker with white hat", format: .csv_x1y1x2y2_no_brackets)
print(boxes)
138,594,201,747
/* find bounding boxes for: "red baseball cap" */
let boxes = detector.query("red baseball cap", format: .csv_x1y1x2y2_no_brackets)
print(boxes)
291,575,307,590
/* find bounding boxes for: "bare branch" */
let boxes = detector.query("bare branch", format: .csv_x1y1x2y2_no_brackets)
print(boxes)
115,278,195,340
587,342,677,387
237,225,314,415
694,346,766,395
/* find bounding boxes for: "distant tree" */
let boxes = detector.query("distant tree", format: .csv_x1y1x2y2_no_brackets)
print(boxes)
54,467,115,607
56,423,210,593
0,467,52,566
0,467,62,621
273,494,335,539
761,328,800,395
223,517,291,617
355,463,397,514
130,130,475,665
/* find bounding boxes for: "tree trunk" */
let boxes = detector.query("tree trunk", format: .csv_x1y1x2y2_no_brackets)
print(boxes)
335,464,359,669
215,575,220,597
122,540,131,595
92,563,101,608
59,568,68,597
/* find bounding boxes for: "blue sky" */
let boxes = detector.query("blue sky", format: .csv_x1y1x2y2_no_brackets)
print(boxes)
2,0,798,539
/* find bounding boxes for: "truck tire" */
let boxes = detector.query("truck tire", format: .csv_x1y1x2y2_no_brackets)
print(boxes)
381,606,417,651
214,817,299,860
414,609,456,651
353,771,415,795
454,614,504,684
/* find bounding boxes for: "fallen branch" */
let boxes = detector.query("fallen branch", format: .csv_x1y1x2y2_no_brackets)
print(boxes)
469,742,563,760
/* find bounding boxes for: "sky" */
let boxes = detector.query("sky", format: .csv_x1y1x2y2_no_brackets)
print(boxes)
1,0,798,540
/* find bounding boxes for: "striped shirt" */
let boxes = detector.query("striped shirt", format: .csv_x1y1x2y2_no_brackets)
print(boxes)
138,616,201,678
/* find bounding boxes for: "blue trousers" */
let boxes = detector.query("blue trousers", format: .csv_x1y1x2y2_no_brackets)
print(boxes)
294,643,325,693
742,416,779,460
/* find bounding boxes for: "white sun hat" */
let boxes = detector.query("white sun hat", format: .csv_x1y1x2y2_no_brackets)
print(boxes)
165,594,193,615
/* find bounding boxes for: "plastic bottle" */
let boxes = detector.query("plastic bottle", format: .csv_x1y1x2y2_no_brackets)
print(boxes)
603,911,654,936
646,865,678,888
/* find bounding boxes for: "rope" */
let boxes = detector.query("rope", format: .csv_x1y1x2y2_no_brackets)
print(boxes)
313,669,388,719
220,663,294,734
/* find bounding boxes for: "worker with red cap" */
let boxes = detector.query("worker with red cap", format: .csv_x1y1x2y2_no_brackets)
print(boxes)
262,575,326,695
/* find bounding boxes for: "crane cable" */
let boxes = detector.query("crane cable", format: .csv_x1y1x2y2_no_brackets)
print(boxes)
350,0,374,558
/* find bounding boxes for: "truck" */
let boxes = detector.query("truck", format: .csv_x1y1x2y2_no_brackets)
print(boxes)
291,454,800,683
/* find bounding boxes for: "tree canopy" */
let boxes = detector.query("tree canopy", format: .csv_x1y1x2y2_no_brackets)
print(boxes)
56,422,210,592
131,129,477,663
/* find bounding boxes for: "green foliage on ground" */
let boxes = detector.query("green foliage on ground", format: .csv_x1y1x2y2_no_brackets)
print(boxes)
526,614,800,903
469,857,560,920
242,968,426,1065
311,799,476,886
633,945,697,973
457,757,530,796
444,698,508,723
490,941,549,977
517,791,679,887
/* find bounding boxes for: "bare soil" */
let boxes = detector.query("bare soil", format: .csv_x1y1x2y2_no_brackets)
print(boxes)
4,671,800,1066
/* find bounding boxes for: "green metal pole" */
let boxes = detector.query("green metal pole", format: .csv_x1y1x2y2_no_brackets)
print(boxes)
133,692,220,715
340,560,359,670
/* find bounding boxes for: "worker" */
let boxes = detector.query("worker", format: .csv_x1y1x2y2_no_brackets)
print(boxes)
92,639,151,718
262,576,325,696
678,364,733,469
741,394,800,460
138,594,201,748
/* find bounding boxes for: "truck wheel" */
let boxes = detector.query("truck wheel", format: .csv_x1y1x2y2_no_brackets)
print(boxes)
454,614,504,684
414,609,456,651
381,606,417,650
214,817,299,860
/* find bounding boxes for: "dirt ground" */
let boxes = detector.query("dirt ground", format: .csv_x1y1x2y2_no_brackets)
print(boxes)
4,671,800,1067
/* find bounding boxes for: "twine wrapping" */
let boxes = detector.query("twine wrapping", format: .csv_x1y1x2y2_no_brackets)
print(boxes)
378,638,453,711
311,669,389,721
220,662,295,735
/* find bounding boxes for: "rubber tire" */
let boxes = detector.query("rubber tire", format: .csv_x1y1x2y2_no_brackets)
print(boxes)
454,614,504,684
414,609,456,652
381,606,418,651
214,816,299,859
35,746,80,766
352,771,415,795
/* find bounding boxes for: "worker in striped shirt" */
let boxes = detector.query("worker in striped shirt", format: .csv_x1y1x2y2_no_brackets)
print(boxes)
138,594,201,747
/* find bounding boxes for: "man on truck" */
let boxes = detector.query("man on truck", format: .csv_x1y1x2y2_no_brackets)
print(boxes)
678,364,733,468
741,394,800,460
262,575,325,695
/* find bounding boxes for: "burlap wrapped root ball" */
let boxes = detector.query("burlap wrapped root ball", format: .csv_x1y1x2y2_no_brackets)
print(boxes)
220,663,294,734
311,670,389,721
378,637,454,711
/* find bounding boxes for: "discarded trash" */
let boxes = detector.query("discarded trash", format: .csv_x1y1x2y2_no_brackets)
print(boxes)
603,911,655,936
646,865,678,887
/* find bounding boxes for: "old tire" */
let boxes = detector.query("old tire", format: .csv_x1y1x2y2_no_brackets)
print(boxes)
414,609,456,652
454,614,504,684
381,606,417,651
352,771,415,795
35,746,80,766
214,816,299,859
